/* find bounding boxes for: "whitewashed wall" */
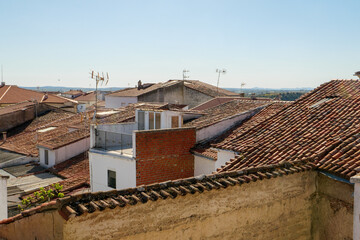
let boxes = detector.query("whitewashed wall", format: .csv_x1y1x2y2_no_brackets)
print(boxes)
135,110,182,130
196,108,263,142
89,150,136,192
194,155,215,176
216,149,237,170
38,137,90,168
105,96,138,108
0,176,9,220
351,175,360,240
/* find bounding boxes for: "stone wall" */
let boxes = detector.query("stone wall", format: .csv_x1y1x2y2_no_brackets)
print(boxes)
62,171,317,240
184,87,213,109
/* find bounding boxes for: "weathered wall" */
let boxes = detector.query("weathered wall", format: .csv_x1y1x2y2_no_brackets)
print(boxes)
312,172,353,240
105,96,138,108
0,103,50,132
0,210,64,240
184,87,213,109
135,128,196,186
62,171,317,240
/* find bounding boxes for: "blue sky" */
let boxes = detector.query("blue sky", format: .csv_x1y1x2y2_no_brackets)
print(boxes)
1,0,360,89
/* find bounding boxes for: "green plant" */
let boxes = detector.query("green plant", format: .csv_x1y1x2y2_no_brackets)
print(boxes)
18,184,64,211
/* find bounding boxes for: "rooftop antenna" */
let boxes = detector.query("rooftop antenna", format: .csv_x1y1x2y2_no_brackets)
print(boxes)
90,70,109,123
183,69,190,81
216,68,226,96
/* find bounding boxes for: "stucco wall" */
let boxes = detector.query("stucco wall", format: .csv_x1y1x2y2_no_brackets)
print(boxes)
62,171,317,240
0,177,8,221
0,210,65,240
105,96,138,108
89,150,136,192
194,155,215,176
196,107,263,142
312,172,353,240
184,87,213,109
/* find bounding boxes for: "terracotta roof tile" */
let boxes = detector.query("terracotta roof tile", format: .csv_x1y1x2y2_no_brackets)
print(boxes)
216,79,360,179
192,102,290,160
0,85,76,104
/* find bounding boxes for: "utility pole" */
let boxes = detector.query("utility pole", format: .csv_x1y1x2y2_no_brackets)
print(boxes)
90,70,109,123
216,68,226,96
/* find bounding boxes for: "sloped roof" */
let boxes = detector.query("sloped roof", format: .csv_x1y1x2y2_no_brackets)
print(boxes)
75,92,96,101
184,99,269,129
63,90,83,95
0,85,77,104
38,129,89,150
192,101,291,160
106,83,166,97
217,79,360,179
192,96,272,111
0,101,35,115
183,80,238,97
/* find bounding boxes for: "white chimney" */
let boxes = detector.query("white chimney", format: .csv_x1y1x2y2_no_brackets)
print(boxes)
0,175,9,220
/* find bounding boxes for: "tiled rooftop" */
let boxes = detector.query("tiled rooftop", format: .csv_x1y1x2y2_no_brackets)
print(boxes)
0,160,315,224
75,91,96,101
217,79,360,179
192,102,290,160
192,96,273,111
183,80,237,97
37,129,89,150
184,99,269,129
0,85,77,105
0,101,35,115
0,110,90,156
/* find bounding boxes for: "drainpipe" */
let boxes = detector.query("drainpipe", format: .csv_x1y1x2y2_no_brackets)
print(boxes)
0,175,9,220
350,174,360,240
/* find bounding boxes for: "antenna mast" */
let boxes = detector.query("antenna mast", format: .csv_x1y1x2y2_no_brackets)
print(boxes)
90,70,109,123
182,69,190,81
216,68,226,96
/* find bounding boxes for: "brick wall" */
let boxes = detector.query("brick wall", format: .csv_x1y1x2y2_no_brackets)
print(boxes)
135,127,196,186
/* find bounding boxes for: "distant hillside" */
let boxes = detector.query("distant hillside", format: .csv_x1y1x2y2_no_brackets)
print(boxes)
21,86,124,93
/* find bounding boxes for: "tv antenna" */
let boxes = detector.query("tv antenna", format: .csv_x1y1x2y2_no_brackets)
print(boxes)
216,68,226,96
90,70,109,123
183,69,190,81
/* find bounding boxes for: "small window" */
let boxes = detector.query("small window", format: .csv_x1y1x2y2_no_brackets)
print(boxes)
171,116,179,128
155,113,161,129
108,170,116,189
149,112,154,130
138,111,145,130
44,150,49,165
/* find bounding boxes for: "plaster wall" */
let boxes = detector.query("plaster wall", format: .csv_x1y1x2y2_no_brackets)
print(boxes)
39,137,90,168
216,149,236,170
196,108,262,142
312,172,353,240
194,155,215,176
89,151,136,192
63,171,317,240
0,210,64,240
105,96,138,108
0,177,8,220
184,87,213,109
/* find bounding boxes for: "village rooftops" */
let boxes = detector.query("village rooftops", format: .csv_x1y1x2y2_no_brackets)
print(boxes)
192,101,291,160
216,79,360,180
75,91,96,101
0,85,78,105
